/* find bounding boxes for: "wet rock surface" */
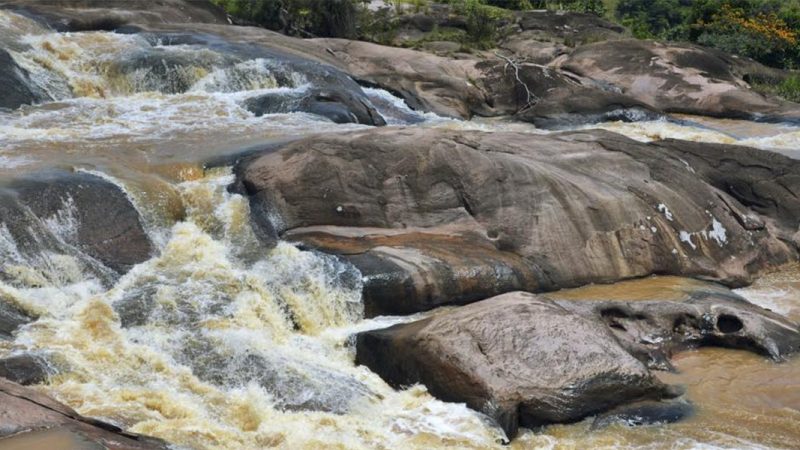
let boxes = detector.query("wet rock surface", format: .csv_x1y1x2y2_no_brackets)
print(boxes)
0,353,52,385
239,127,799,315
0,377,169,449
590,400,694,429
286,228,541,316
185,348,376,414
244,88,385,125
0,48,51,109
0,300,32,340
0,171,153,276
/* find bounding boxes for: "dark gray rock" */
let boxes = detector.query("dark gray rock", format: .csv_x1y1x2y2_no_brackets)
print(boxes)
591,400,694,429
0,300,32,341
176,339,375,415
0,48,50,109
0,353,52,385
3,170,153,275
244,88,385,125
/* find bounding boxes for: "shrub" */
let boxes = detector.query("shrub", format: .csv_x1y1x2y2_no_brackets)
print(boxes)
777,75,800,102
530,0,605,14
694,3,798,68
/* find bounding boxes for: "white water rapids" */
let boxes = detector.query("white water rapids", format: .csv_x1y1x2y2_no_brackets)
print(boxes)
0,9,799,450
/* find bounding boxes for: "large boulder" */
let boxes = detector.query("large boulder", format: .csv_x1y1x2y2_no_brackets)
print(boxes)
0,170,153,281
237,128,798,315
0,377,168,449
557,39,800,122
355,290,800,438
355,292,679,438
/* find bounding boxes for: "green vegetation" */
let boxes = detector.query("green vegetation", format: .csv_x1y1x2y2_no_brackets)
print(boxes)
615,0,800,69
529,0,606,14
450,0,514,48
753,74,800,102
212,0,800,77
211,0,361,38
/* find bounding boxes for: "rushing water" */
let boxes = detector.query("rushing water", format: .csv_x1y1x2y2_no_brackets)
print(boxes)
0,9,799,450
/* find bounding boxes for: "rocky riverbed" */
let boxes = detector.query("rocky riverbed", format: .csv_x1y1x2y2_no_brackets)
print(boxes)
0,1,799,449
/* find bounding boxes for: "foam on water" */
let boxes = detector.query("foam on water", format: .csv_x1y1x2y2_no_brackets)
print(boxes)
589,118,800,153
0,170,505,449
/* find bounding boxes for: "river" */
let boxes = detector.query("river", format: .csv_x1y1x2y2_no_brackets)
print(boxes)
0,9,799,450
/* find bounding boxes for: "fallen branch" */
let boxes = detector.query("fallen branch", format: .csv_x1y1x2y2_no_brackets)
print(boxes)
493,51,540,111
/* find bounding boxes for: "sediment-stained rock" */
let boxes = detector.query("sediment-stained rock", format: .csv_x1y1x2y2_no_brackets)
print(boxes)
0,377,168,449
238,128,798,315
355,290,800,437
355,292,680,438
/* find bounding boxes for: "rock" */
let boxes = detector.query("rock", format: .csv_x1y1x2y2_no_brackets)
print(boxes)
0,353,52,385
286,227,542,316
516,87,664,129
0,300,32,340
244,88,384,125
311,38,488,119
591,400,694,429
557,39,800,122
0,48,50,109
356,289,800,437
515,10,627,47
420,40,462,56
186,349,375,414
238,128,798,315
355,292,679,438
0,377,169,449
555,291,800,369
0,0,229,32
306,39,662,127
649,139,800,233
0,170,153,278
